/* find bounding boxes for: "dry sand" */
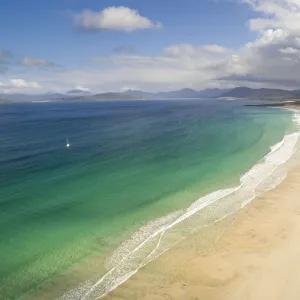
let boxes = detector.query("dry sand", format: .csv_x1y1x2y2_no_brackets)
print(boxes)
105,163,300,300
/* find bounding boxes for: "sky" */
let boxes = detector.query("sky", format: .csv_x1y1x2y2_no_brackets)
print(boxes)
1,0,300,94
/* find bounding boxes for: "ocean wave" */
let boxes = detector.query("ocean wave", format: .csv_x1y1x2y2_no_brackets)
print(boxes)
58,110,300,300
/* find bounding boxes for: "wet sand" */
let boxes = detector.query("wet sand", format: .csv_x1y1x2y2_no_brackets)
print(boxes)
105,163,300,300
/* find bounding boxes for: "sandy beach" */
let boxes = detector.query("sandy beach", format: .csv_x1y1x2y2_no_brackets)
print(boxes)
105,147,300,299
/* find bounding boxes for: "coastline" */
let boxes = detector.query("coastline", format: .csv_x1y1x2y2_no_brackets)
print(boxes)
52,106,300,300
105,157,300,300
4,103,297,300
103,108,300,300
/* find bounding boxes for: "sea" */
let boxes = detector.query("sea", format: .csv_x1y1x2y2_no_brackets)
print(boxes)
0,99,299,300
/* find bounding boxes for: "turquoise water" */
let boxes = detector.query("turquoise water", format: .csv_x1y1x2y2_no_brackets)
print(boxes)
0,100,295,299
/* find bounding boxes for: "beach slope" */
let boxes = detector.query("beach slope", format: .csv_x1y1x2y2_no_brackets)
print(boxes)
106,164,300,300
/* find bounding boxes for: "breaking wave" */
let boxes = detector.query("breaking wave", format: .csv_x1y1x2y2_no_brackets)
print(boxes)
59,110,300,300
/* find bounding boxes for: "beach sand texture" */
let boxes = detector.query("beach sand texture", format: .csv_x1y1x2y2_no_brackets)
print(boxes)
3,102,299,300
105,153,300,300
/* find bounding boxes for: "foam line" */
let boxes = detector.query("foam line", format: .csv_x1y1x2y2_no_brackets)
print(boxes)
59,110,300,300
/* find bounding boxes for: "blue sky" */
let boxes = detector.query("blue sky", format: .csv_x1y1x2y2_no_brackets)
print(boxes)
1,0,300,93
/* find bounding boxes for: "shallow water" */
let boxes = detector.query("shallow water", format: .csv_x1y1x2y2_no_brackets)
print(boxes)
0,100,295,299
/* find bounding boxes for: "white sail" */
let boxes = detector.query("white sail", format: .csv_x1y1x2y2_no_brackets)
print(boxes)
66,136,70,148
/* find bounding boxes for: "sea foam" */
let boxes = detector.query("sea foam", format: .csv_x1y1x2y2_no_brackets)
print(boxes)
59,110,300,300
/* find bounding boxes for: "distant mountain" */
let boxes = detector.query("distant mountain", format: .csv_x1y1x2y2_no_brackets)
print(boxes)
155,88,198,98
124,89,156,99
0,93,40,101
42,93,66,100
57,92,144,101
66,89,91,96
92,92,143,100
0,91,145,102
0,92,67,101
292,89,300,95
6,86,298,103
156,88,229,98
197,88,230,98
124,88,228,99
123,88,228,99
220,87,300,100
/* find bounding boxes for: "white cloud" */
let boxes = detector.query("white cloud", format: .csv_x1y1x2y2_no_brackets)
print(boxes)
94,44,227,74
202,44,229,53
227,0,300,87
279,47,300,54
0,78,41,93
164,44,202,57
74,7,161,32
95,54,177,68
34,67,216,93
5,0,300,93
246,28,289,48
22,44,241,93
246,0,300,34
10,79,39,88
75,85,90,92
21,57,54,67
248,18,277,31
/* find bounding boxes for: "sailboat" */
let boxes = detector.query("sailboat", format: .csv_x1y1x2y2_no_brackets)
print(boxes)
66,136,70,148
